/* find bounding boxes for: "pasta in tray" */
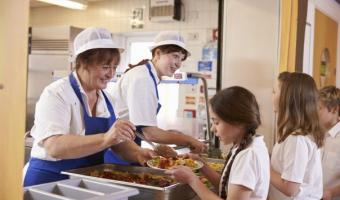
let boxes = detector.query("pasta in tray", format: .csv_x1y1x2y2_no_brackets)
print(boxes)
89,170,175,187
147,155,203,170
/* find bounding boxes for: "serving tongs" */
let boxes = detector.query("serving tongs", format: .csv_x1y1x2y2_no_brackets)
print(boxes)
135,131,178,158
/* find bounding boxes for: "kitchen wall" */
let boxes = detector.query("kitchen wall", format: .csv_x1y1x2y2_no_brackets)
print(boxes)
30,0,219,72
221,0,280,149
30,0,218,32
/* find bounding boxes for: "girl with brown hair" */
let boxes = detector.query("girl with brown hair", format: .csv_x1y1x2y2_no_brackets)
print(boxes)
166,86,270,200
269,72,324,200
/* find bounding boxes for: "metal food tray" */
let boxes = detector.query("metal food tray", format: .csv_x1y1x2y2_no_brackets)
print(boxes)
24,178,139,200
62,164,196,200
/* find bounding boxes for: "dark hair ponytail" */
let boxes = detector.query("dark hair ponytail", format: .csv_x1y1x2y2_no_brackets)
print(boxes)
209,86,260,199
220,131,254,199
124,59,150,73
124,44,189,73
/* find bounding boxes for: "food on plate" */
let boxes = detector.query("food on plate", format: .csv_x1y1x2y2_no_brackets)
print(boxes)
198,174,213,188
147,155,202,170
89,170,175,187
207,162,224,172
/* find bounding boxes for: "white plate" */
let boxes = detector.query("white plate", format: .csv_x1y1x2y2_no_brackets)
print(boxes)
146,158,204,171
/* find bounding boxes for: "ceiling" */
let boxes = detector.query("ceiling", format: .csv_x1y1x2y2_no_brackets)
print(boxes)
29,0,104,8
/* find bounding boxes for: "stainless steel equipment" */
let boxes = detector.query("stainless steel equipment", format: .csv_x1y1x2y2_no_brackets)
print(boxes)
26,26,83,132
62,164,196,200
24,178,139,200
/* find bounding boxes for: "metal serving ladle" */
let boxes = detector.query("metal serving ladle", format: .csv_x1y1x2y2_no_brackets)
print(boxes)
134,131,178,158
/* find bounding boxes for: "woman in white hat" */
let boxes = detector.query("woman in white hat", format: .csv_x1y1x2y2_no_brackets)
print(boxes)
23,27,154,186
105,31,206,165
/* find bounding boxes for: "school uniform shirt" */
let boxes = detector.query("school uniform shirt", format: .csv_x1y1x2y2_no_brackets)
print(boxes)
269,135,323,200
322,121,340,200
219,135,270,200
112,62,160,126
30,71,114,161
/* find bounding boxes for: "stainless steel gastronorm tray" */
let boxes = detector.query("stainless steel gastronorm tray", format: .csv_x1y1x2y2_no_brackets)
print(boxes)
24,178,139,200
62,164,196,200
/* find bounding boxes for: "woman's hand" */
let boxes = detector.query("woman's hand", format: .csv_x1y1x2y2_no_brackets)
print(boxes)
165,166,198,185
189,139,207,154
135,148,156,166
104,119,135,147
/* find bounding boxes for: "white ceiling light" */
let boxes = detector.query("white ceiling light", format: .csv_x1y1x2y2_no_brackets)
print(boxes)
36,0,88,10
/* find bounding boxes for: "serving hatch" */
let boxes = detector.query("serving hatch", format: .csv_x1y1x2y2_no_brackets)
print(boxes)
62,164,196,200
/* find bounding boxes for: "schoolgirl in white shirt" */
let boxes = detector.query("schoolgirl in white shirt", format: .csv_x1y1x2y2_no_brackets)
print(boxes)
166,86,270,200
318,86,340,200
269,72,324,200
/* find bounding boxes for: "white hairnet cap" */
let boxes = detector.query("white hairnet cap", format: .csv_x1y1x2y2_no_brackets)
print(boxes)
73,27,124,60
149,31,190,56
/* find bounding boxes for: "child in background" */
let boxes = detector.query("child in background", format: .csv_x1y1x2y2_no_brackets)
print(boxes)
269,72,324,200
318,86,340,200
166,86,270,200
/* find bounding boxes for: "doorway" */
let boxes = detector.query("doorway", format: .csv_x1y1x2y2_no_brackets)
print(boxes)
313,9,338,88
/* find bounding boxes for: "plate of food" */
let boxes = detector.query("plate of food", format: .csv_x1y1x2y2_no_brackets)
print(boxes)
147,155,204,171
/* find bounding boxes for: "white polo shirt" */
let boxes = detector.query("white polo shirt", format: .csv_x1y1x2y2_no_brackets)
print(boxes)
269,135,323,200
111,62,160,126
30,71,114,161
322,121,340,200
219,135,270,200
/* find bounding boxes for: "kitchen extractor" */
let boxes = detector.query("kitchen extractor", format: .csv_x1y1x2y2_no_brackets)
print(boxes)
26,26,83,132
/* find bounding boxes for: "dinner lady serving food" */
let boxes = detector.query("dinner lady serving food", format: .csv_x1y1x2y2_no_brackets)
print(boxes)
23,27,154,186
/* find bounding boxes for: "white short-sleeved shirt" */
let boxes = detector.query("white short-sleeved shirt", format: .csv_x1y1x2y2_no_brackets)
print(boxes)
322,121,340,200
111,62,160,126
269,134,323,200
219,135,270,200
30,71,114,161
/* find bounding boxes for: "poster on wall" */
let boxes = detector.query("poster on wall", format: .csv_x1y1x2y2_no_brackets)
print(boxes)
185,96,196,105
197,61,217,88
198,61,213,72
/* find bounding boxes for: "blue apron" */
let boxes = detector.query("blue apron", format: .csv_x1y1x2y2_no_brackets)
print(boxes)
104,62,161,165
24,73,116,186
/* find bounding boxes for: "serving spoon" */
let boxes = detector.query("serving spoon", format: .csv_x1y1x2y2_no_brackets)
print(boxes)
134,131,178,158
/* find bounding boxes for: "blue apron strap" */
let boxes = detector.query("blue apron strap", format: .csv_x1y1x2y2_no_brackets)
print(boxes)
145,62,159,99
69,73,88,114
101,90,116,117
145,62,162,114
